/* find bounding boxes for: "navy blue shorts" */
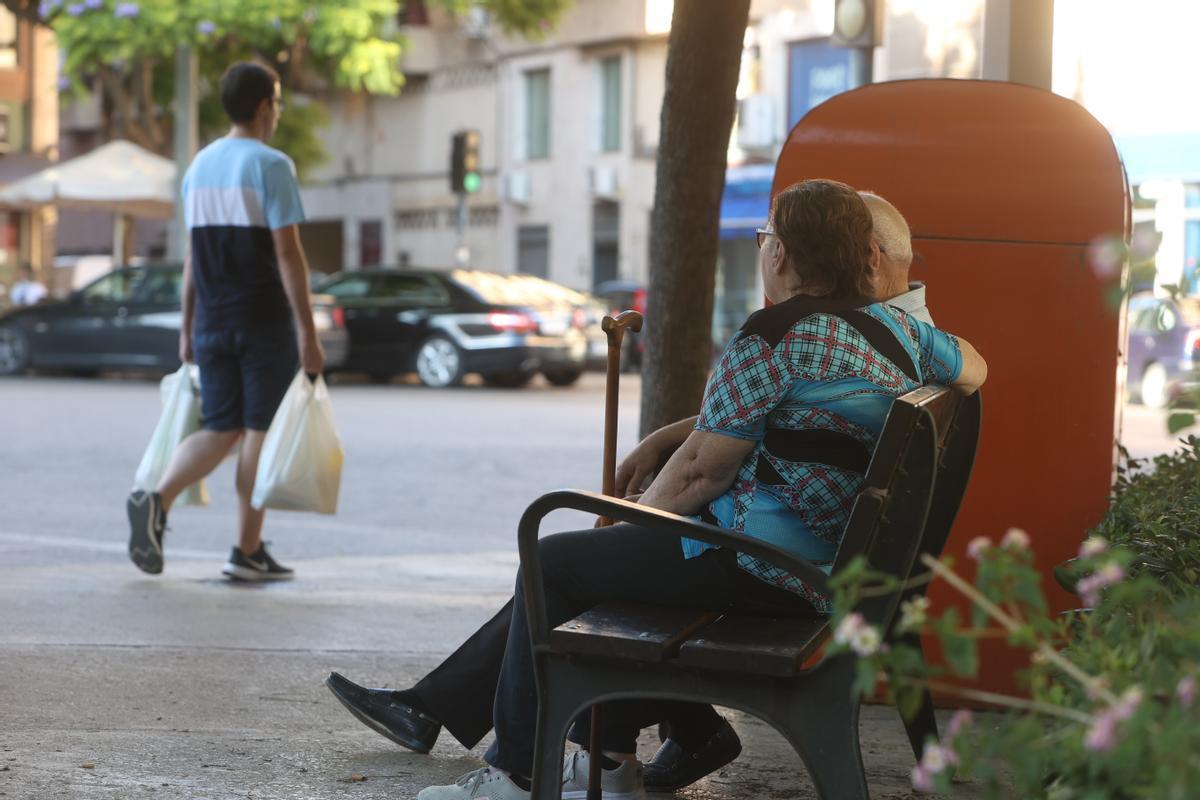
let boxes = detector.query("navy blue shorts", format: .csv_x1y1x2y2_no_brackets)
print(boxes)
194,324,298,432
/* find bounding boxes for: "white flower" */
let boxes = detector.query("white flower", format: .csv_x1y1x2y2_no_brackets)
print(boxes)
898,596,931,631
966,536,991,561
849,624,882,657
1078,536,1108,559
920,743,950,774
1001,527,1030,550
834,612,882,656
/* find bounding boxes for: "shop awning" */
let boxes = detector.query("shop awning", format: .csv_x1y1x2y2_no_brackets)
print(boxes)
0,139,175,219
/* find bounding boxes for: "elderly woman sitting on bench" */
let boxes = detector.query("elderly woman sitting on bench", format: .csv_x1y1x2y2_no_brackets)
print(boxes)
325,178,988,800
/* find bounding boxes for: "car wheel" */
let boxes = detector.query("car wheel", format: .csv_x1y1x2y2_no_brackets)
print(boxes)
414,334,465,388
0,325,30,376
1140,362,1170,409
543,367,583,387
483,370,535,388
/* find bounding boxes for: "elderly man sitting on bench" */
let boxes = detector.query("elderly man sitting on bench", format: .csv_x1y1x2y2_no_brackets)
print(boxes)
326,179,986,800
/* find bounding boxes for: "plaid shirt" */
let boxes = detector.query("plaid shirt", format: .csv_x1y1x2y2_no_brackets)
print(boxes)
683,296,962,612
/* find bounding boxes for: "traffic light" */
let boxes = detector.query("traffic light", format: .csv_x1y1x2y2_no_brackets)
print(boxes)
450,130,482,194
831,0,884,48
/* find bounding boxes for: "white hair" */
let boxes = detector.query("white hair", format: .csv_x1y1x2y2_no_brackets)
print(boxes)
859,191,912,266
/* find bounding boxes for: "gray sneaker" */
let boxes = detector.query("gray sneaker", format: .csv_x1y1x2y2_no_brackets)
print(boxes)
417,767,530,800
561,751,646,800
127,490,166,574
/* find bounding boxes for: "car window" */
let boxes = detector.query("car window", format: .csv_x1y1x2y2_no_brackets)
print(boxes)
1157,304,1178,333
136,270,182,304
1128,300,1156,332
375,275,450,306
80,270,144,305
321,276,372,299
450,269,582,310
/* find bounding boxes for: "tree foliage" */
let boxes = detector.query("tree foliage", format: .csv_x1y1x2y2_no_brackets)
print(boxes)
32,0,566,173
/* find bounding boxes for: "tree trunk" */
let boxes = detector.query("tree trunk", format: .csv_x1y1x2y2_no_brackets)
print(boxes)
639,0,750,438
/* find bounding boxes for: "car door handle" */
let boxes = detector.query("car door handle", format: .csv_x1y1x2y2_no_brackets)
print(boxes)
396,311,422,323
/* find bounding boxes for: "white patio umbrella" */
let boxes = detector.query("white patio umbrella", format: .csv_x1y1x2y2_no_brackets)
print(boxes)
0,139,177,262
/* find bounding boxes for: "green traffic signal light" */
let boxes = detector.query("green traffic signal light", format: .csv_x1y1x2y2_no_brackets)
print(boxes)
463,172,482,193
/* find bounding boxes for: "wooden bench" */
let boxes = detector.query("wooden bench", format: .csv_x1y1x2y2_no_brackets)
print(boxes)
516,386,981,800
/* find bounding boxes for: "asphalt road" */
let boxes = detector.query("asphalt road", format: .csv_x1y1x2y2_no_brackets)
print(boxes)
0,372,1186,799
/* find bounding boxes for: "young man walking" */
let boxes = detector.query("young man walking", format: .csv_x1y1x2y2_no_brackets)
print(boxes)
127,61,324,581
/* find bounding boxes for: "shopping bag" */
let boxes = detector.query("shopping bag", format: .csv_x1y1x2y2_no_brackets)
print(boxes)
251,372,344,514
132,363,210,506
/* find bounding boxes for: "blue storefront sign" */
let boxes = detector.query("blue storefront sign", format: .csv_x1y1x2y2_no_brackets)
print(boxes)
787,38,855,130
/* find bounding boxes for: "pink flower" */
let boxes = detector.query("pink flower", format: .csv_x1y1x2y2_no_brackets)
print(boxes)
1177,675,1197,708
833,612,882,657
1084,711,1117,752
1113,686,1142,721
1078,536,1108,559
1076,560,1125,606
1001,527,1030,550
966,536,991,561
911,764,933,792
947,709,974,738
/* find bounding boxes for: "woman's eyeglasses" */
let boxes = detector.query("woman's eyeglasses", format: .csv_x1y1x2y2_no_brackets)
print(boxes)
755,228,775,249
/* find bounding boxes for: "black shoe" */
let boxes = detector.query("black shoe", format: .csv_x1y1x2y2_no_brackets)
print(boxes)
643,718,742,791
127,490,166,574
222,543,294,582
324,672,441,754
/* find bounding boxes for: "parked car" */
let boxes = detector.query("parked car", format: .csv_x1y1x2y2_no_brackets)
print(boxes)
0,264,349,376
315,268,602,388
1127,292,1200,408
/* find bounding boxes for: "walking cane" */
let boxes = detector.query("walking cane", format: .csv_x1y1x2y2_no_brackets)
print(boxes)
588,309,644,800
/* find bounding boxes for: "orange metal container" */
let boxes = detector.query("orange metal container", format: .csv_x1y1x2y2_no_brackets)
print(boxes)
773,79,1130,697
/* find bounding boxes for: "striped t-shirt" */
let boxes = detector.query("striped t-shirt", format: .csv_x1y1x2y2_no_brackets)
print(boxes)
181,137,305,331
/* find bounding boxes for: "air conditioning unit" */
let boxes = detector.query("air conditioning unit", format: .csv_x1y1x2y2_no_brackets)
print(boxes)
460,6,491,39
588,165,620,199
737,94,777,150
501,171,531,206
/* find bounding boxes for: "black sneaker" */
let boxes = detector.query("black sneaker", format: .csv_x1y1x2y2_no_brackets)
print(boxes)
127,490,166,574
222,543,294,582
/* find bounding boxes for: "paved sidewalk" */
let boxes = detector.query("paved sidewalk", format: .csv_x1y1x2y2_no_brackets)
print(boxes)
0,561,984,796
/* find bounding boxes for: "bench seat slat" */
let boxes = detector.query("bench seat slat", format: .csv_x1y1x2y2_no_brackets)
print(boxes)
675,614,830,678
550,603,720,662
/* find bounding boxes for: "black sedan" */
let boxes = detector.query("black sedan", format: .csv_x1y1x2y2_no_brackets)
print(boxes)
315,268,601,388
0,264,349,376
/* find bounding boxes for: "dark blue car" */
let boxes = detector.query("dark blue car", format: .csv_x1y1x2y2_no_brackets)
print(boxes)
1127,293,1200,408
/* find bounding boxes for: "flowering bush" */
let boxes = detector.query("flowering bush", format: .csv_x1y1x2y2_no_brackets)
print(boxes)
828,443,1200,798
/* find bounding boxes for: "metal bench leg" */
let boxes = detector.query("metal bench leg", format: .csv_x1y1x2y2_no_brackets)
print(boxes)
898,633,939,761
779,659,870,800
531,671,587,800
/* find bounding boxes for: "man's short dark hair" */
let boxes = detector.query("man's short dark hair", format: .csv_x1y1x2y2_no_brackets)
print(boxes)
771,178,874,300
219,62,279,124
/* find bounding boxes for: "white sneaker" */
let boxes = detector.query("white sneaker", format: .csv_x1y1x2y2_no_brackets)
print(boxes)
417,767,530,800
561,751,646,800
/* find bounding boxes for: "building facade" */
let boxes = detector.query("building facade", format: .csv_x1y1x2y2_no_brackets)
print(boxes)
0,7,58,296
301,0,1010,337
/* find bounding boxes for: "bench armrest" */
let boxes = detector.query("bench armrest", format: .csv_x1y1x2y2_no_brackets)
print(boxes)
517,489,832,647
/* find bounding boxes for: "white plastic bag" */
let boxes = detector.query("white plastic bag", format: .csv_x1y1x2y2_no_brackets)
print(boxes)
132,363,209,506
251,372,344,514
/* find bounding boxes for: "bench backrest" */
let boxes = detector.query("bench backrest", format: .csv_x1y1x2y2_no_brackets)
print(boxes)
832,386,973,629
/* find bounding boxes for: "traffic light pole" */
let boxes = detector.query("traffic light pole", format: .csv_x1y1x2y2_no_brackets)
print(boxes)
454,192,468,266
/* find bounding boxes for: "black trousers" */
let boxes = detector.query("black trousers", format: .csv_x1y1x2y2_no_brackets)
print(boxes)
407,524,818,778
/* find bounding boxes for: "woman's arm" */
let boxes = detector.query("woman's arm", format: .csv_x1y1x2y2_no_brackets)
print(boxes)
952,337,987,395
637,429,755,516
613,415,699,497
